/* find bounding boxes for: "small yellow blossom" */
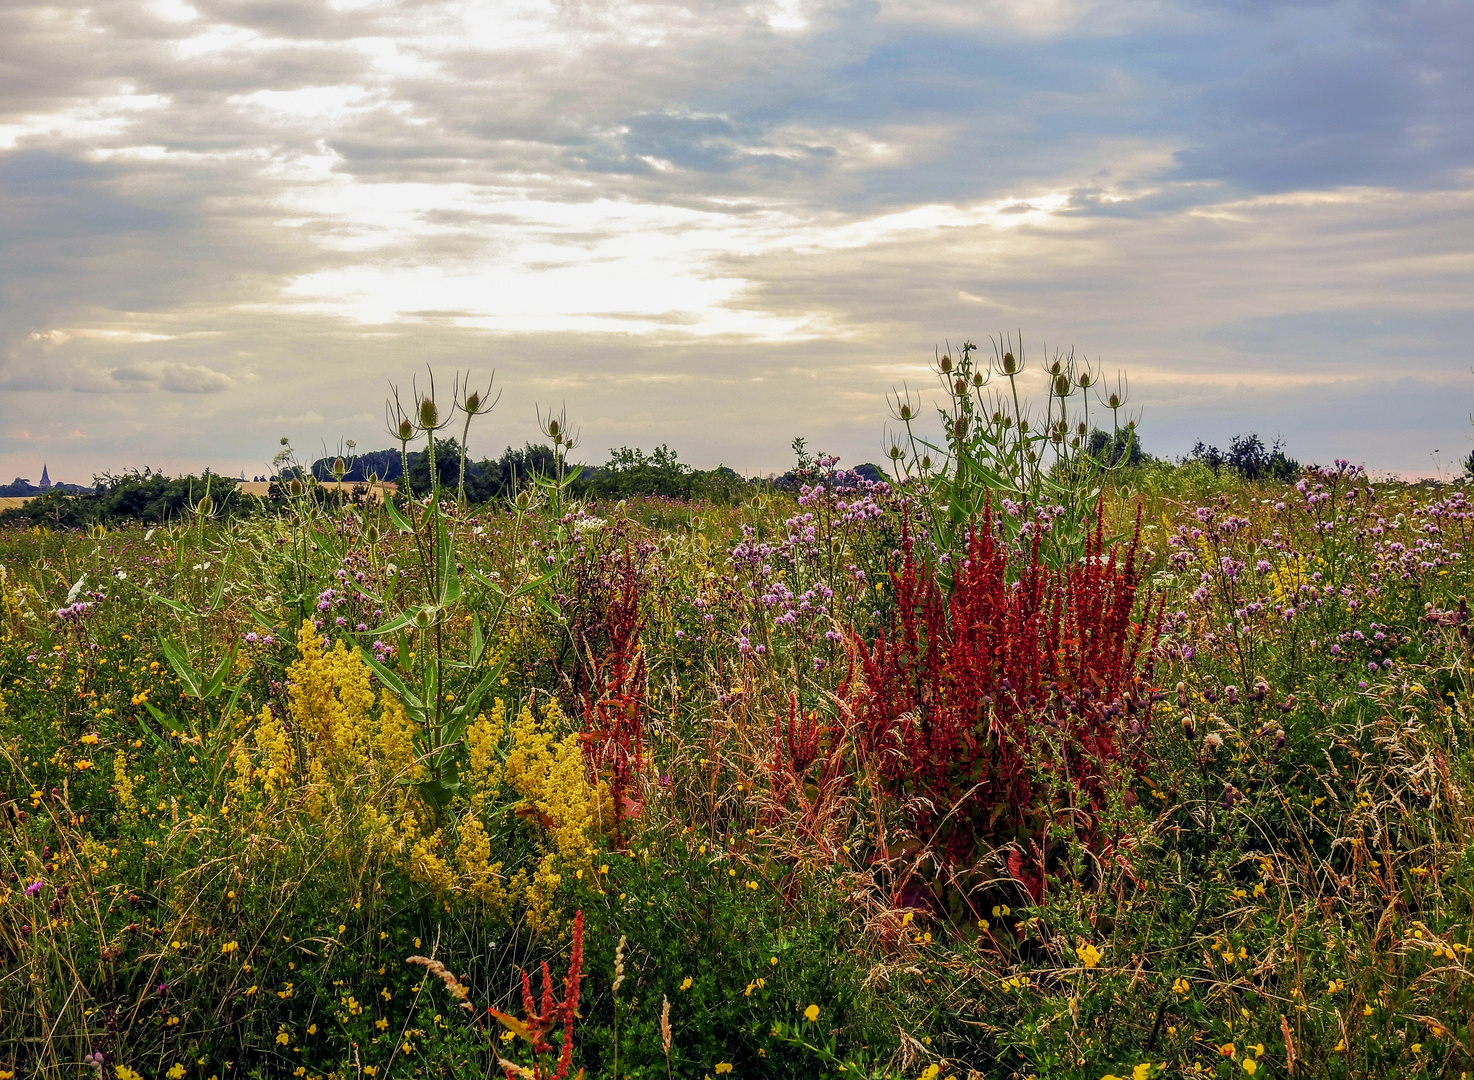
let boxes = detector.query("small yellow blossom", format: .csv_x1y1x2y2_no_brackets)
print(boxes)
680,976,693,990
714,1064,734,1075
1076,943,1103,969
804,1004,820,1022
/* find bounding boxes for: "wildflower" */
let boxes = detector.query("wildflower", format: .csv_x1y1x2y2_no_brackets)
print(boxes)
680,976,693,990
920,1067,940,1080
167,1066,185,1080
804,1004,820,1022
1076,943,1103,969
1172,977,1190,996
375,1018,389,1031
276,1030,290,1046
1242,1061,1257,1075
715,1066,734,1075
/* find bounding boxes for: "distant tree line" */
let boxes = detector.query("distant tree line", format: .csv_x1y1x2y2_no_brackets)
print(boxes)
1186,433,1300,483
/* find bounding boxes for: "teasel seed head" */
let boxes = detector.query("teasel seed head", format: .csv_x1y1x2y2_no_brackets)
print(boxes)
1002,351,1017,374
418,398,439,430
939,353,953,373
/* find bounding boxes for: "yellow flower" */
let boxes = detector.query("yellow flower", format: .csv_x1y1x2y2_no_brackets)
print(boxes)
375,1018,389,1031
307,1023,317,1035
1076,943,1103,969
1242,1061,1257,1075
276,1031,290,1045
1249,1044,1264,1057
919,1066,940,1080
714,1064,734,1075
1172,977,1190,996
681,976,693,990
116,1070,143,1080
167,1066,186,1080
804,1004,820,1023
363,1069,377,1078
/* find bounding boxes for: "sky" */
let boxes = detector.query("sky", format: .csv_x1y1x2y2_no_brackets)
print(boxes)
2,0,1472,484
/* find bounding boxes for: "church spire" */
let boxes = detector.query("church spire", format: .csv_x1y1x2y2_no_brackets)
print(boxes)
39,464,51,490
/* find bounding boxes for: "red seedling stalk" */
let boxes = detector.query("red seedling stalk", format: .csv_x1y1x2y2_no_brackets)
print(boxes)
490,910,586,1080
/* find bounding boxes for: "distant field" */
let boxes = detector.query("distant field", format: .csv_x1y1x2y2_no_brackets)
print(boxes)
0,497,32,511
238,480,398,502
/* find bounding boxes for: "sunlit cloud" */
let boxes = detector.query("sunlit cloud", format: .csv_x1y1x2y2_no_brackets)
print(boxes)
0,0,1470,482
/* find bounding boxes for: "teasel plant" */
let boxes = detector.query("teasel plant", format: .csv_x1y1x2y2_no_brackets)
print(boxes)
534,403,582,518
361,370,562,813
885,334,1141,574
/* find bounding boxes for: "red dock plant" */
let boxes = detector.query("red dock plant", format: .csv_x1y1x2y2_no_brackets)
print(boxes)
487,909,587,1080
575,542,648,842
846,506,1163,900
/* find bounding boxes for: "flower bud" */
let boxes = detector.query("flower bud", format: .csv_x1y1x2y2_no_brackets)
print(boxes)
972,372,984,386
548,419,561,439
954,377,967,396
1108,393,1121,409
1077,421,1087,436
888,445,903,460
1176,681,1189,708
289,479,304,497
1077,372,1092,388
899,404,913,421
920,455,932,471
1054,374,1070,398
939,353,953,373
465,390,482,414
397,419,414,442
332,457,346,480
1181,715,1196,741
418,398,439,429
953,417,969,439
1002,351,1016,374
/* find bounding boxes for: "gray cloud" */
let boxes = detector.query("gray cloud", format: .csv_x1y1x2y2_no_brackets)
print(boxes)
0,0,1470,484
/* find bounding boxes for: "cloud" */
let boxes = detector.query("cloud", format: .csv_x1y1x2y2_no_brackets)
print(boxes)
0,0,1469,484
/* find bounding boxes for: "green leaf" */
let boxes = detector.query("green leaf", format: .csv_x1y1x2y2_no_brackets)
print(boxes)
360,649,424,715
158,637,203,698
144,700,185,735
469,612,485,669
384,496,415,534
435,515,461,606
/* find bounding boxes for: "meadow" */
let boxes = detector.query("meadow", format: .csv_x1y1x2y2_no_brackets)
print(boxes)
1,352,1472,1080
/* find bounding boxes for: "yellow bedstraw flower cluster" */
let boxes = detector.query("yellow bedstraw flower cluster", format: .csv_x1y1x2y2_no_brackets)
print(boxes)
222,624,608,927
503,697,612,929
